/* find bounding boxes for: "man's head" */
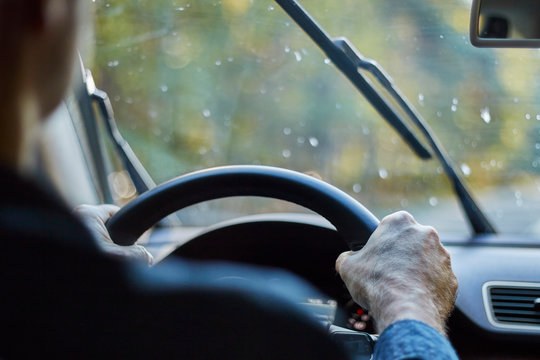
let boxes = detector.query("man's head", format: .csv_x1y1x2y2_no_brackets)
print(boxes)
0,0,86,170
0,0,82,120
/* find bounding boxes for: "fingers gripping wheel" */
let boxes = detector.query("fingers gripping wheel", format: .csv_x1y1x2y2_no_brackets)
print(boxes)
107,165,379,250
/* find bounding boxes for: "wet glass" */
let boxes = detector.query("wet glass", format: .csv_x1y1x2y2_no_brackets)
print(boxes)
92,0,540,236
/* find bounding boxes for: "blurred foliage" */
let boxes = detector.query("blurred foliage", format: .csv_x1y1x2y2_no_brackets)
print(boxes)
92,0,540,232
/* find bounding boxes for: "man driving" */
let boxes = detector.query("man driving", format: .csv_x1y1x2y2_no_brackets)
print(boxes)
0,0,458,358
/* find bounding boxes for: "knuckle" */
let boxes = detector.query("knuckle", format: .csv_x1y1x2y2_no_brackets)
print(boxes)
441,246,451,261
335,252,350,273
379,215,392,227
451,274,459,290
422,225,439,239
73,204,90,213
419,225,442,248
397,210,416,222
381,211,415,226
442,254,452,269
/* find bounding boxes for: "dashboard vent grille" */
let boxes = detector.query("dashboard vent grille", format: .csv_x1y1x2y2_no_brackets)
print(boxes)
489,286,540,326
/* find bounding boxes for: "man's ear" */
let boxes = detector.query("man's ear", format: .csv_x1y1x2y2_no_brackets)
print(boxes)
27,0,48,31
28,0,71,33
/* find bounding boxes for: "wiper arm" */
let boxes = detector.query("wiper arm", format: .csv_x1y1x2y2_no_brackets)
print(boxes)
84,69,182,227
85,69,156,194
275,0,496,234
274,0,431,160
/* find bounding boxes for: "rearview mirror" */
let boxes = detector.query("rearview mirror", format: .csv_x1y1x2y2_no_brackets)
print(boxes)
470,0,540,47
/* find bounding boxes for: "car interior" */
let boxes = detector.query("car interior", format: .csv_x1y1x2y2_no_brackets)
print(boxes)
36,0,540,358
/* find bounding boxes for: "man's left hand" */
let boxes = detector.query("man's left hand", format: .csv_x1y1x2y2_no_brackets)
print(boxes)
74,204,154,266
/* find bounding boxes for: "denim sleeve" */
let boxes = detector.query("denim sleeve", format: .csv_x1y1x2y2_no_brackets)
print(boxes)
373,320,459,360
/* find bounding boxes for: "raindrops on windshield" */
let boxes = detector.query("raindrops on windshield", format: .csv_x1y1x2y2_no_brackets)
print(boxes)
480,107,491,124
460,163,471,176
282,149,291,159
451,98,458,112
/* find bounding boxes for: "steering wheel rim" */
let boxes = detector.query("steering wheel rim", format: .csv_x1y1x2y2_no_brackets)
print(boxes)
107,165,379,250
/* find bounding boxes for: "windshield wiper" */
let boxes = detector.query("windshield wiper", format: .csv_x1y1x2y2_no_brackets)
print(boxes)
83,67,182,227
274,0,430,160
275,0,496,235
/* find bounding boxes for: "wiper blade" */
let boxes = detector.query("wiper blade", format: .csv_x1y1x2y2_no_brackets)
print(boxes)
274,0,431,160
275,0,496,234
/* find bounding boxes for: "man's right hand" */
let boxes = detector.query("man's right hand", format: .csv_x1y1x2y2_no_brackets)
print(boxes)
335,211,458,335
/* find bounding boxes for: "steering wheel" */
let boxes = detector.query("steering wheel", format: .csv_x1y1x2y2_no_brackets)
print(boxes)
107,165,380,251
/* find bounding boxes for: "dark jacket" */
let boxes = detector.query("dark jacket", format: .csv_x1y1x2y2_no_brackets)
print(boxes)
0,168,348,359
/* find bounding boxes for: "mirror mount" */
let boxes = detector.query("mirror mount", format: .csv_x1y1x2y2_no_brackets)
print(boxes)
470,0,540,48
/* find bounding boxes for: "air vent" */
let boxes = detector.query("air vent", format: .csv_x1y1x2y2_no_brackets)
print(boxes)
483,281,540,330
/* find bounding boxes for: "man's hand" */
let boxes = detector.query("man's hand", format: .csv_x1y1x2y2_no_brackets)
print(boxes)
74,204,154,266
335,211,458,335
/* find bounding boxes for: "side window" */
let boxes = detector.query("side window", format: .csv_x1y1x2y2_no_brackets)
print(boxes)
39,94,102,207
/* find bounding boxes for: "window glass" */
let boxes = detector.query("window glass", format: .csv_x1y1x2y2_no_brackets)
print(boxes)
93,0,540,236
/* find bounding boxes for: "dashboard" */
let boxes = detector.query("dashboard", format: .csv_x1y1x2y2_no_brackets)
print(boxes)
145,213,540,359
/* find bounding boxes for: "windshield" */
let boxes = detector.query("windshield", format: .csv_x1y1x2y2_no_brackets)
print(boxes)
92,0,540,237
